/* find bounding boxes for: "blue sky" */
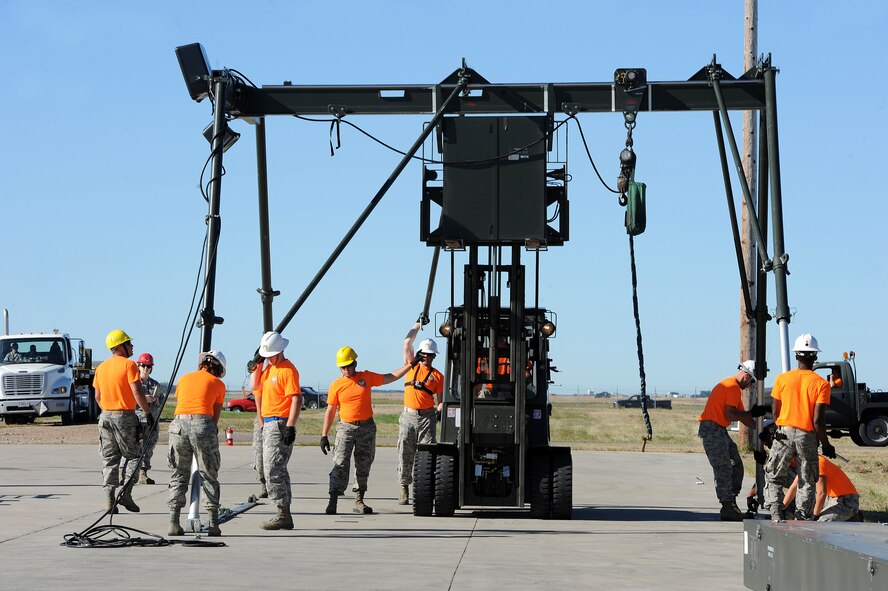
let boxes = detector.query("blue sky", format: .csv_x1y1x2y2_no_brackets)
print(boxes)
2,1,886,395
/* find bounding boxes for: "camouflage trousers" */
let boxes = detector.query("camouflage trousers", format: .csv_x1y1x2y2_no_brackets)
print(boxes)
764,427,819,517
167,415,221,511
698,420,744,503
98,411,141,491
397,409,436,486
329,419,376,495
252,419,266,487
137,416,160,471
262,419,294,508
818,493,860,522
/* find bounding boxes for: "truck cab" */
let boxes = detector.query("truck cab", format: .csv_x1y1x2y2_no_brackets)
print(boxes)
0,332,96,425
812,358,888,447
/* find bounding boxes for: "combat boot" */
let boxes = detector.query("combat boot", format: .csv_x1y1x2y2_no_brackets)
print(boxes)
719,500,744,522
168,509,184,536
103,487,119,514
207,509,222,537
259,505,294,530
325,493,338,515
138,469,155,485
354,490,373,514
398,485,409,505
118,484,140,513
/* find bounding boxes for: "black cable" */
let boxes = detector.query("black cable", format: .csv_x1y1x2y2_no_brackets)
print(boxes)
292,114,570,167
570,115,619,194
628,233,653,443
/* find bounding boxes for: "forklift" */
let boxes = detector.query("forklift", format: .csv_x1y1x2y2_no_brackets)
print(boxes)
413,114,572,519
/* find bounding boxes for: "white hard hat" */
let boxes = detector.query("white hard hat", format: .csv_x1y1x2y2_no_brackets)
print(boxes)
738,360,756,383
791,333,821,353
259,331,289,358
418,339,439,356
199,350,227,378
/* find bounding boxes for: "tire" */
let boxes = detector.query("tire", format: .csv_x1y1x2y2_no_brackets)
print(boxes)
861,415,888,447
413,448,435,516
551,451,573,520
307,400,319,410
230,406,243,413
528,451,552,519
61,410,74,426
435,453,457,517
849,426,866,447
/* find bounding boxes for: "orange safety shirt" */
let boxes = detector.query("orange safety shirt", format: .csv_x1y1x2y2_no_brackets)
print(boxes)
93,357,141,411
328,371,383,423
818,456,857,497
698,376,744,427
174,370,226,416
256,359,301,419
403,365,444,410
772,369,830,431
476,356,510,376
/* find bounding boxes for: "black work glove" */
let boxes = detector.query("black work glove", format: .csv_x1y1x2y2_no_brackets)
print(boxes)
145,414,157,430
435,409,442,422
753,450,768,465
283,426,296,446
821,443,837,459
746,495,759,514
749,405,770,418
320,435,331,455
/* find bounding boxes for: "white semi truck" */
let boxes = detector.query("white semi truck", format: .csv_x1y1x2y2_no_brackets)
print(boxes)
0,329,97,425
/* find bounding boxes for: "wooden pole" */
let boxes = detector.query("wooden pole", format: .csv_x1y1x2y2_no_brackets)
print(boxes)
739,0,758,450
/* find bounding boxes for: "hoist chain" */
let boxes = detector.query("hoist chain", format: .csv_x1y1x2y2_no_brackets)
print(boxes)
629,233,654,448
616,113,637,206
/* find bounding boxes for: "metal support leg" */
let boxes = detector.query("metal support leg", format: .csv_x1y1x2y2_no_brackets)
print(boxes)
255,116,278,332
764,65,792,371
754,109,770,508
199,73,229,352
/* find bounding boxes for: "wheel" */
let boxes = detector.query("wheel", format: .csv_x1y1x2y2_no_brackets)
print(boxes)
551,451,573,520
849,425,866,446
413,448,435,516
435,452,457,517
528,450,552,519
230,406,243,413
307,399,319,410
861,415,888,447
61,408,75,426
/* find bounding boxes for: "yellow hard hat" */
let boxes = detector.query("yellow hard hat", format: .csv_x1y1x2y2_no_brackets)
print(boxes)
106,329,132,350
336,346,358,367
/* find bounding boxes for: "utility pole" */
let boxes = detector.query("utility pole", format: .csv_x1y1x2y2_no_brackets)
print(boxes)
739,0,758,450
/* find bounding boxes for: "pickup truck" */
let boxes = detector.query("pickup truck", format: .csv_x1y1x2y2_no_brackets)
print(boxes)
762,353,888,447
613,395,672,409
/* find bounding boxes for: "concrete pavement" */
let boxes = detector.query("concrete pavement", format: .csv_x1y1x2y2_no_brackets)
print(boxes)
0,445,749,590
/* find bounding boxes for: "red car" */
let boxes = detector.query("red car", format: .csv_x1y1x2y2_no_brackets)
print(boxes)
226,393,257,413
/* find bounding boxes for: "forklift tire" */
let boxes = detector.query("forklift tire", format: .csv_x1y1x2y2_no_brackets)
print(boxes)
434,453,458,517
551,451,573,520
529,451,552,519
413,449,436,516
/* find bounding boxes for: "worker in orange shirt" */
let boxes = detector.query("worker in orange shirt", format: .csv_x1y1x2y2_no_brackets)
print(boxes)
697,360,768,521
93,329,151,514
783,455,862,522
397,339,444,505
764,333,836,521
320,346,411,515
828,367,843,389
250,331,302,530
167,350,227,537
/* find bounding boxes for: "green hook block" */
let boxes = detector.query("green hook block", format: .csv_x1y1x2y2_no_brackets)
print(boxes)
625,181,646,236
